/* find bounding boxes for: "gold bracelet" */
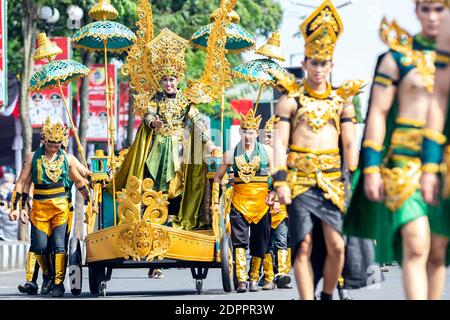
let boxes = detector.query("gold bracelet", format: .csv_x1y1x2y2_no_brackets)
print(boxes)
363,166,381,175
274,181,288,188
423,129,447,145
362,140,383,152
421,163,441,174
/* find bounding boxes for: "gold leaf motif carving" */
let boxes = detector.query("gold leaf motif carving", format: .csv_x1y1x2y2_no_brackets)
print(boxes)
117,175,171,260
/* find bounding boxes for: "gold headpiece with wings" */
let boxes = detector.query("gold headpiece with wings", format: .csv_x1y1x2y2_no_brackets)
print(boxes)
300,0,343,61
122,0,236,117
240,109,262,130
380,17,436,93
264,115,278,132
42,116,67,143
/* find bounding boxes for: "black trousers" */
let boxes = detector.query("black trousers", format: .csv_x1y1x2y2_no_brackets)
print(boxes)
230,206,271,258
30,223,68,255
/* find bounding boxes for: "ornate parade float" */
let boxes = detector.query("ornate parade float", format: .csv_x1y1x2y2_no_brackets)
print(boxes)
64,0,250,296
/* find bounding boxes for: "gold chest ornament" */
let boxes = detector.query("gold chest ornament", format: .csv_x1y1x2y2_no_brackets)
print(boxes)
41,155,65,183
295,82,343,133
157,93,189,123
235,154,260,184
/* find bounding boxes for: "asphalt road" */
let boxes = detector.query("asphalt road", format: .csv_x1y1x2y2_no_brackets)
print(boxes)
1,264,449,300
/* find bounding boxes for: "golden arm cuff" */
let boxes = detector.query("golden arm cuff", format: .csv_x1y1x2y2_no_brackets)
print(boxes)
421,163,441,174
362,140,383,152
423,129,447,145
363,166,381,175
274,181,289,188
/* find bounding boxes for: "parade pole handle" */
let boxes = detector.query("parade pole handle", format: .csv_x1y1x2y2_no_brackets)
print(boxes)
57,82,88,168
103,39,117,227
253,84,265,114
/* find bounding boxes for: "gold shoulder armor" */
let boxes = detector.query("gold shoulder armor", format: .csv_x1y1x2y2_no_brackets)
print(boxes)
268,69,301,98
335,79,367,103
379,17,413,55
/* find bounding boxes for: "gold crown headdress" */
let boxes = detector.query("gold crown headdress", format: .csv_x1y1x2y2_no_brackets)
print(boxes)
147,28,189,84
240,109,262,130
264,115,278,133
300,0,343,61
42,116,67,143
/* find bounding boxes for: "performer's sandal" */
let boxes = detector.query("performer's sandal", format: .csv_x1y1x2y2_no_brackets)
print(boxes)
262,281,275,290
275,274,292,289
18,282,38,295
236,282,248,293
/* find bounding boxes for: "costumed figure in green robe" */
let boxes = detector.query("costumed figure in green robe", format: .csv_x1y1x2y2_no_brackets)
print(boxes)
110,0,235,231
344,0,450,300
420,5,450,300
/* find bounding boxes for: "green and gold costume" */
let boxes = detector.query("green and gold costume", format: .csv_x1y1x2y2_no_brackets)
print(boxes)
344,20,450,266
30,145,70,237
109,2,234,231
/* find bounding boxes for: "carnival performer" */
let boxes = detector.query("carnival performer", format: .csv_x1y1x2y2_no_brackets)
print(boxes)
420,5,450,300
262,115,292,290
111,0,235,231
9,117,91,297
271,0,364,300
213,109,273,293
15,132,91,296
344,0,449,300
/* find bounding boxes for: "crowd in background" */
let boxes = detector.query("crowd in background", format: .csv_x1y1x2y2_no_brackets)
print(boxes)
0,167,18,241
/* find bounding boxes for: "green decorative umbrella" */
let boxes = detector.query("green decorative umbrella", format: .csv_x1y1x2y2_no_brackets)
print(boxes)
233,58,286,88
72,0,137,226
191,9,254,149
29,58,91,168
191,23,255,54
29,60,91,92
233,32,286,113
72,21,136,53
191,9,254,53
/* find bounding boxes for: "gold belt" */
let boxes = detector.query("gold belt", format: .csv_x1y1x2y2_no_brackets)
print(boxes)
287,149,341,173
286,149,345,213
234,176,268,184
390,128,423,152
